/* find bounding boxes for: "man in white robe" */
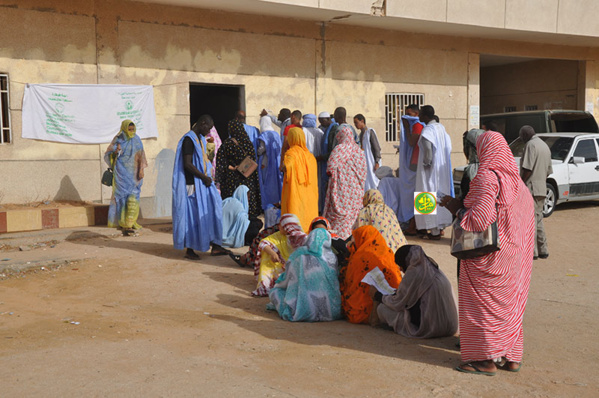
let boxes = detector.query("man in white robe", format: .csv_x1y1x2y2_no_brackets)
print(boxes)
414,105,454,239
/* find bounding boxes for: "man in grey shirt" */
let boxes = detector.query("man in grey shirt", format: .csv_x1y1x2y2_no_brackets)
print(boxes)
519,125,553,259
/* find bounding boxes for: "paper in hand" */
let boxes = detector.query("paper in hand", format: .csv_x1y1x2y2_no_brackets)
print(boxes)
361,267,396,295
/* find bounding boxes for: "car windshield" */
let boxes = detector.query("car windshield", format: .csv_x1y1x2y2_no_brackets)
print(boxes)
510,136,574,161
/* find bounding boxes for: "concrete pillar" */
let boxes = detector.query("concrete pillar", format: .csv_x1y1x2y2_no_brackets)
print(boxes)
467,53,480,130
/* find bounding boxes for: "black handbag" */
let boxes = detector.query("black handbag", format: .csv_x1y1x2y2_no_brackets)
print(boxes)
101,168,114,186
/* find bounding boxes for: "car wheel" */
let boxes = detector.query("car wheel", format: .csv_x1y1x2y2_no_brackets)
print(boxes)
543,183,556,218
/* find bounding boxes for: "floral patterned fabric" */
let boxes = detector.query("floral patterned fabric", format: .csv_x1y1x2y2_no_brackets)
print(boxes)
323,126,367,239
357,189,408,253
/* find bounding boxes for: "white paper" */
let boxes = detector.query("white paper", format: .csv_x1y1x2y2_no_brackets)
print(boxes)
22,84,159,144
361,267,396,295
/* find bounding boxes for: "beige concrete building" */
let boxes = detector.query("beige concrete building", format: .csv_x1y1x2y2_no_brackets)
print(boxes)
1,0,598,217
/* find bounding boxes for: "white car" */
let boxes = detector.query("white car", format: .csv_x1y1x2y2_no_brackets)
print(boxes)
453,133,599,217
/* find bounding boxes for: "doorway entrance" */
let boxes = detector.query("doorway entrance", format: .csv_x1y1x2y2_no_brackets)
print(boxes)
189,83,245,141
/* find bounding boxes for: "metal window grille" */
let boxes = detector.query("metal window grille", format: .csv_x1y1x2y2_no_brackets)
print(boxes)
0,74,11,144
504,106,517,113
385,93,424,142
525,104,538,111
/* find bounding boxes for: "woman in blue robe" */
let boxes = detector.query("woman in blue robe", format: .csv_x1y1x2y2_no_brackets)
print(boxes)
257,116,283,211
221,185,251,248
104,119,147,235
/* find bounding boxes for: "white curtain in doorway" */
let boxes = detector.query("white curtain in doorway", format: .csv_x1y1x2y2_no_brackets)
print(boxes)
22,84,159,144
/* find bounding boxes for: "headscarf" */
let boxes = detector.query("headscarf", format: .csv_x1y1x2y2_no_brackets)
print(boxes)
467,130,521,207
357,189,407,253
309,216,331,231
308,216,340,239
324,125,367,239
121,119,136,139
285,127,312,186
328,126,366,180
463,128,485,180
302,114,317,128
260,115,275,133
207,126,222,171
279,213,307,249
228,119,256,160
341,225,402,324
221,185,250,248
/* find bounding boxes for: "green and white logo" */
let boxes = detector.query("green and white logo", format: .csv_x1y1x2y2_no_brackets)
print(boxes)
414,192,437,215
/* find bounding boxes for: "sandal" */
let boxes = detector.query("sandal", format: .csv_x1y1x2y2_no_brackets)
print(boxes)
184,250,200,260
229,252,245,267
455,362,496,376
499,361,522,373
210,248,230,256
421,233,441,241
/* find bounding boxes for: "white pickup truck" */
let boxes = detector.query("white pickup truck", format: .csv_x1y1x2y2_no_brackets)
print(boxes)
453,132,599,217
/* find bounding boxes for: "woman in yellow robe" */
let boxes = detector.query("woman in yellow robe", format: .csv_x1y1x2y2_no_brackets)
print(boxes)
281,127,319,231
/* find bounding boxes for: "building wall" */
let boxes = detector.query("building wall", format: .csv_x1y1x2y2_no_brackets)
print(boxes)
0,0,598,216
480,59,580,114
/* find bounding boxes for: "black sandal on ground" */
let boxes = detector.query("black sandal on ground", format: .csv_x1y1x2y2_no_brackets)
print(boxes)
229,252,245,267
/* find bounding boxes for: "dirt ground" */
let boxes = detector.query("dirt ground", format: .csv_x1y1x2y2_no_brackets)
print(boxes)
1,201,598,397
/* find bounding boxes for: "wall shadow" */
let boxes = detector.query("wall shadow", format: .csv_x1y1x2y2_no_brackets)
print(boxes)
65,231,239,267
154,148,175,218
54,176,83,202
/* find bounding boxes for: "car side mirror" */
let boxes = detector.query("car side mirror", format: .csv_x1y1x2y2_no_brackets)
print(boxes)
569,156,585,164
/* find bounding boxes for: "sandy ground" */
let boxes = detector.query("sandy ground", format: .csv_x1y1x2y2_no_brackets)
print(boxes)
1,201,598,397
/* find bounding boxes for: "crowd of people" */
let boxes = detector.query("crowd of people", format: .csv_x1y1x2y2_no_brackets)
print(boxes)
103,102,550,376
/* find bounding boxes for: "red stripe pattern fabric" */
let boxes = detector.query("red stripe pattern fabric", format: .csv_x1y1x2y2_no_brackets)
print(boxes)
458,131,535,363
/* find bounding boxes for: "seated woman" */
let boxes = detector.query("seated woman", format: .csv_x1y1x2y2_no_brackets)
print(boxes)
251,214,306,297
356,189,408,253
221,185,263,248
371,245,458,338
340,225,402,324
268,228,342,322
310,216,350,267
229,223,278,268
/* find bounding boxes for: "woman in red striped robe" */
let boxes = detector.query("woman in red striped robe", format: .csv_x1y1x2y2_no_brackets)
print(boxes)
443,131,535,375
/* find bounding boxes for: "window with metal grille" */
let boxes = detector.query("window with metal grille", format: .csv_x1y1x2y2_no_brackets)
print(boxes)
385,93,424,142
525,105,538,111
504,106,517,113
0,74,11,144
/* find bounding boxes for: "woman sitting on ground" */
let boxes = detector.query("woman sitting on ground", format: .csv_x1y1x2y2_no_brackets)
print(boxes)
251,214,307,297
268,227,342,322
355,189,408,253
310,216,350,268
221,185,263,249
370,245,458,338
340,225,402,324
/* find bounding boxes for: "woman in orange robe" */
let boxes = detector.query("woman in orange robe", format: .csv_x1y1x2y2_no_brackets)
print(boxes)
341,225,402,324
281,127,319,231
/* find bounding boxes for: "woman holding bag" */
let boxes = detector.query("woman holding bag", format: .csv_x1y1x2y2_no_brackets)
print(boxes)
440,131,535,376
216,119,262,217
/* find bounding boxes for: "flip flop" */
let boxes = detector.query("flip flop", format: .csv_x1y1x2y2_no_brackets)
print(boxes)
500,362,522,373
455,363,496,376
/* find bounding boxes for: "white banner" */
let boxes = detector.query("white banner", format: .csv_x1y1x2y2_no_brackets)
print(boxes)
22,84,159,144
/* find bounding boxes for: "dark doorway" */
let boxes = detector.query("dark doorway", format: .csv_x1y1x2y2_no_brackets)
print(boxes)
189,83,245,141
